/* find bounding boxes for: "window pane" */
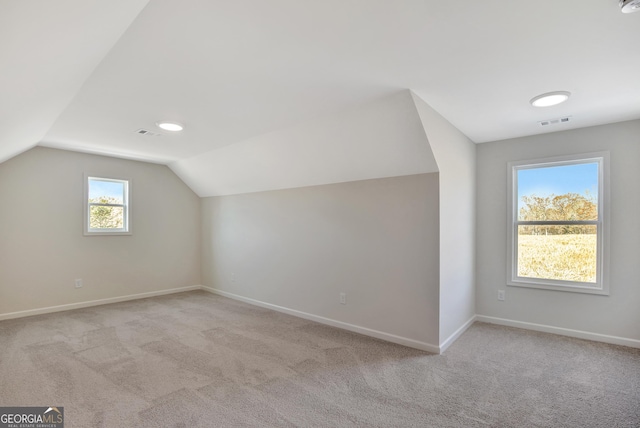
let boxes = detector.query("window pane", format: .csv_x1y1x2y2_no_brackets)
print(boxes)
517,225,597,283
90,206,124,229
89,179,124,204
517,163,598,221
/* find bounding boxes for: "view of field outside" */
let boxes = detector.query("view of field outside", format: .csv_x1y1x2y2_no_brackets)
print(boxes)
88,179,126,229
517,162,599,283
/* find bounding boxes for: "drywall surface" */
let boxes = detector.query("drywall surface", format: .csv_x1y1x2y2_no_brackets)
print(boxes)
0,0,149,164
0,147,201,315
411,93,476,345
477,119,640,341
202,174,440,347
171,90,438,197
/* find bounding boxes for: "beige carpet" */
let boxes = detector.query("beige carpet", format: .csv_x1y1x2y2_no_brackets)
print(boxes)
0,291,638,427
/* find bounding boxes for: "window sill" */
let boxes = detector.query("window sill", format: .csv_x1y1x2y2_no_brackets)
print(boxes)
84,231,132,236
508,278,609,295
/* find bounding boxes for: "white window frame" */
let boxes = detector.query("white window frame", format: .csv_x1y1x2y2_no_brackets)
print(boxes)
84,175,132,236
507,152,610,295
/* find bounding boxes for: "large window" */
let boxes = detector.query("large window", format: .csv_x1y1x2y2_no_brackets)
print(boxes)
507,153,609,294
84,176,131,235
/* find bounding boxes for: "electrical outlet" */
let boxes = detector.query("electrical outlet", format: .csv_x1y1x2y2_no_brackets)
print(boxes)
339,292,346,305
231,272,235,282
497,290,505,301
75,279,83,288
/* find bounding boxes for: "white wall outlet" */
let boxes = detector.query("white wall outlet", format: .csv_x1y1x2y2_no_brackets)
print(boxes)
75,279,83,288
498,289,505,301
231,272,235,282
339,292,346,305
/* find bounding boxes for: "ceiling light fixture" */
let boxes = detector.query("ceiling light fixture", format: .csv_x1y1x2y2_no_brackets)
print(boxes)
530,91,571,107
156,121,184,132
620,0,640,13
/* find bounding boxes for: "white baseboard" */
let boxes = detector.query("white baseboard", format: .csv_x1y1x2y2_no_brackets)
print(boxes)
0,285,202,321
476,315,640,349
201,286,440,354
12,286,633,353
439,315,476,353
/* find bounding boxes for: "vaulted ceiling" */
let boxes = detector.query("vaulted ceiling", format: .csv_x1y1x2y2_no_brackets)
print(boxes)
2,1,639,195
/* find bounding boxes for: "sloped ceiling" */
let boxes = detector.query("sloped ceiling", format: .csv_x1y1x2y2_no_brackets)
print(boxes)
2,1,640,194
173,91,438,196
0,0,149,164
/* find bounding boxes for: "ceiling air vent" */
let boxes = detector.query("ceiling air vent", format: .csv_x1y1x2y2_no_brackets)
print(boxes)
136,128,162,137
539,116,571,127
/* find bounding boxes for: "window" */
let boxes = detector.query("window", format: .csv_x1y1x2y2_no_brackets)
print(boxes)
84,176,131,235
507,153,609,294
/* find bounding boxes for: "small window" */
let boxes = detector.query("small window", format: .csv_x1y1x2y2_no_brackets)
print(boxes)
84,176,131,235
507,153,609,294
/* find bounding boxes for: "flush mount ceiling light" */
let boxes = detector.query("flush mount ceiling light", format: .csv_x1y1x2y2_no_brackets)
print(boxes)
156,121,184,132
530,91,571,107
620,0,640,13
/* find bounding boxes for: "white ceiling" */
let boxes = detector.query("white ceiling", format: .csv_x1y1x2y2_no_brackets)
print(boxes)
2,1,640,183
0,0,149,164
173,91,438,196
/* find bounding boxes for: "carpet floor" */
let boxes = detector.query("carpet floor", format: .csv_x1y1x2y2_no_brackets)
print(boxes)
0,291,638,427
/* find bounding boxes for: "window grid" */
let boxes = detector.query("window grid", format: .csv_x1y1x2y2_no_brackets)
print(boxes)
507,153,609,295
84,176,131,236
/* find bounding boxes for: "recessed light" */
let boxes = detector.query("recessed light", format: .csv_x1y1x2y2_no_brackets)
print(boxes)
620,0,640,13
156,121,184,132
530,91,571,107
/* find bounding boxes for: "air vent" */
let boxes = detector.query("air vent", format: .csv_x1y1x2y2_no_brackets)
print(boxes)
136,128,162,137
539,116,571,127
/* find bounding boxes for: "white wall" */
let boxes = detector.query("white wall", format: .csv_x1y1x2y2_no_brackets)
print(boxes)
202,174,441,349
411,93,477,347
477,119,640,343
0,147,201,316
